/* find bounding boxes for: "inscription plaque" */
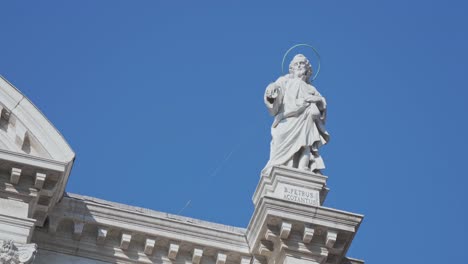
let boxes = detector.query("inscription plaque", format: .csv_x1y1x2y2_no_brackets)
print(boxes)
275,183,319,206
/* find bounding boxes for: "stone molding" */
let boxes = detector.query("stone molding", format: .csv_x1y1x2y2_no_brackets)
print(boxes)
0,240,37,264
0,213,36,243
341,257,364,264
246,197,363,264
0,149,72,227
33,193,251,264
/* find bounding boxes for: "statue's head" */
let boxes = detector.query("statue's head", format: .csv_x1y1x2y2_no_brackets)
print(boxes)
289,54,312,81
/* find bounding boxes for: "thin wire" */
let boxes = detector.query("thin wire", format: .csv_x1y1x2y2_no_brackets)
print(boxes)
178,200,191,214
177,131,245,215
281,44,321,81
207,144,238,179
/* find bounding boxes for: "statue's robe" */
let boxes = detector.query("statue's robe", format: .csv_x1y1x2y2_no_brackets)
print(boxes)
262,76,329,176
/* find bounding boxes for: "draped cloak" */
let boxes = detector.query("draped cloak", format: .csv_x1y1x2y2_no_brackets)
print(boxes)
262,76,330,176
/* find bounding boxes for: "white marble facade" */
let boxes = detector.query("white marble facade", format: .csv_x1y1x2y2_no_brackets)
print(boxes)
35,251,110,264
0,76,364,264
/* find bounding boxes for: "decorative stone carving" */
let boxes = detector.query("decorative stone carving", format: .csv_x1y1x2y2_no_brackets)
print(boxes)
10,168,21,185
264,226,278,241
248,166,364,264
241,256,252,264
216,252,227,264
0,76,76,228
144,238,156,255
34,172,46,189
326,230,338,248
192,247,203,264
280,221,292,239
120,232,132,250
36,194,251,263
72,221,84,240
168,242,179,260
258,240,273,257
96,227,108,244
263,54,329,176
0,240,37,264
302,225,315,243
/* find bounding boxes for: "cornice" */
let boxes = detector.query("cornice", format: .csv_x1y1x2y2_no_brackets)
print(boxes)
0,76,75,227
0,149,68,173
0,76,74,163
0,149,72,227
33,193,251,264
245,197,363,264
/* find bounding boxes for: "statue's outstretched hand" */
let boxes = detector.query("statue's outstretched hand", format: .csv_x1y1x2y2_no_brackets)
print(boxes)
265,83,280,99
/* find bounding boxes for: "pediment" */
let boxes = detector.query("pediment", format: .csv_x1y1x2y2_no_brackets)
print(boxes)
0,76,74,163
0,76,75,226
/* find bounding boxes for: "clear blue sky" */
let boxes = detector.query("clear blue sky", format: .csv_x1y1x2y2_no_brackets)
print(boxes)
1,1,467,263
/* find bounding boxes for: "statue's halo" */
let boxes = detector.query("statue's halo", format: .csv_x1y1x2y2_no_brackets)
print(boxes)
282,44,321,81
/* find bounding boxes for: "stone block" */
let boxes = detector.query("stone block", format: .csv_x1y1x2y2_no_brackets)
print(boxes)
10,167,21,184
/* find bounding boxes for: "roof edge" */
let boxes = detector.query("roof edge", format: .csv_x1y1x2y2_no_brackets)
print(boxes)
0,75,75,163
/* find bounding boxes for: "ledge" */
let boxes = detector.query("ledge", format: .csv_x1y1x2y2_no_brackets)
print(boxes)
33,193,251,263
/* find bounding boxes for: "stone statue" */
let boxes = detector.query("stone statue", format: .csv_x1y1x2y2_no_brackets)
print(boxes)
262,54,329,176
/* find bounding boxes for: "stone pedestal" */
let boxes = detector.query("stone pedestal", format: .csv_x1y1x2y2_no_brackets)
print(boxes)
247,166,363,264
252,166,329,207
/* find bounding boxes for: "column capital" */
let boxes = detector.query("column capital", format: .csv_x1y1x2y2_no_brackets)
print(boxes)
0,240,37,264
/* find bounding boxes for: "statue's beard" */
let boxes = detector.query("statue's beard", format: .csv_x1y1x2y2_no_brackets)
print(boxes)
292,69,307,79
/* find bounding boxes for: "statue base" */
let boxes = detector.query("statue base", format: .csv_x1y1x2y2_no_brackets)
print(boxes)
253,166,329,207
247,166,363,264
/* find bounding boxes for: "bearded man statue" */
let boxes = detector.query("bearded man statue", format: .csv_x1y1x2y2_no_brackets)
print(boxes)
262,54,329,176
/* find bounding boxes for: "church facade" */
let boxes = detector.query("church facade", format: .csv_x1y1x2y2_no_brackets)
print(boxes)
0,76,364,264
